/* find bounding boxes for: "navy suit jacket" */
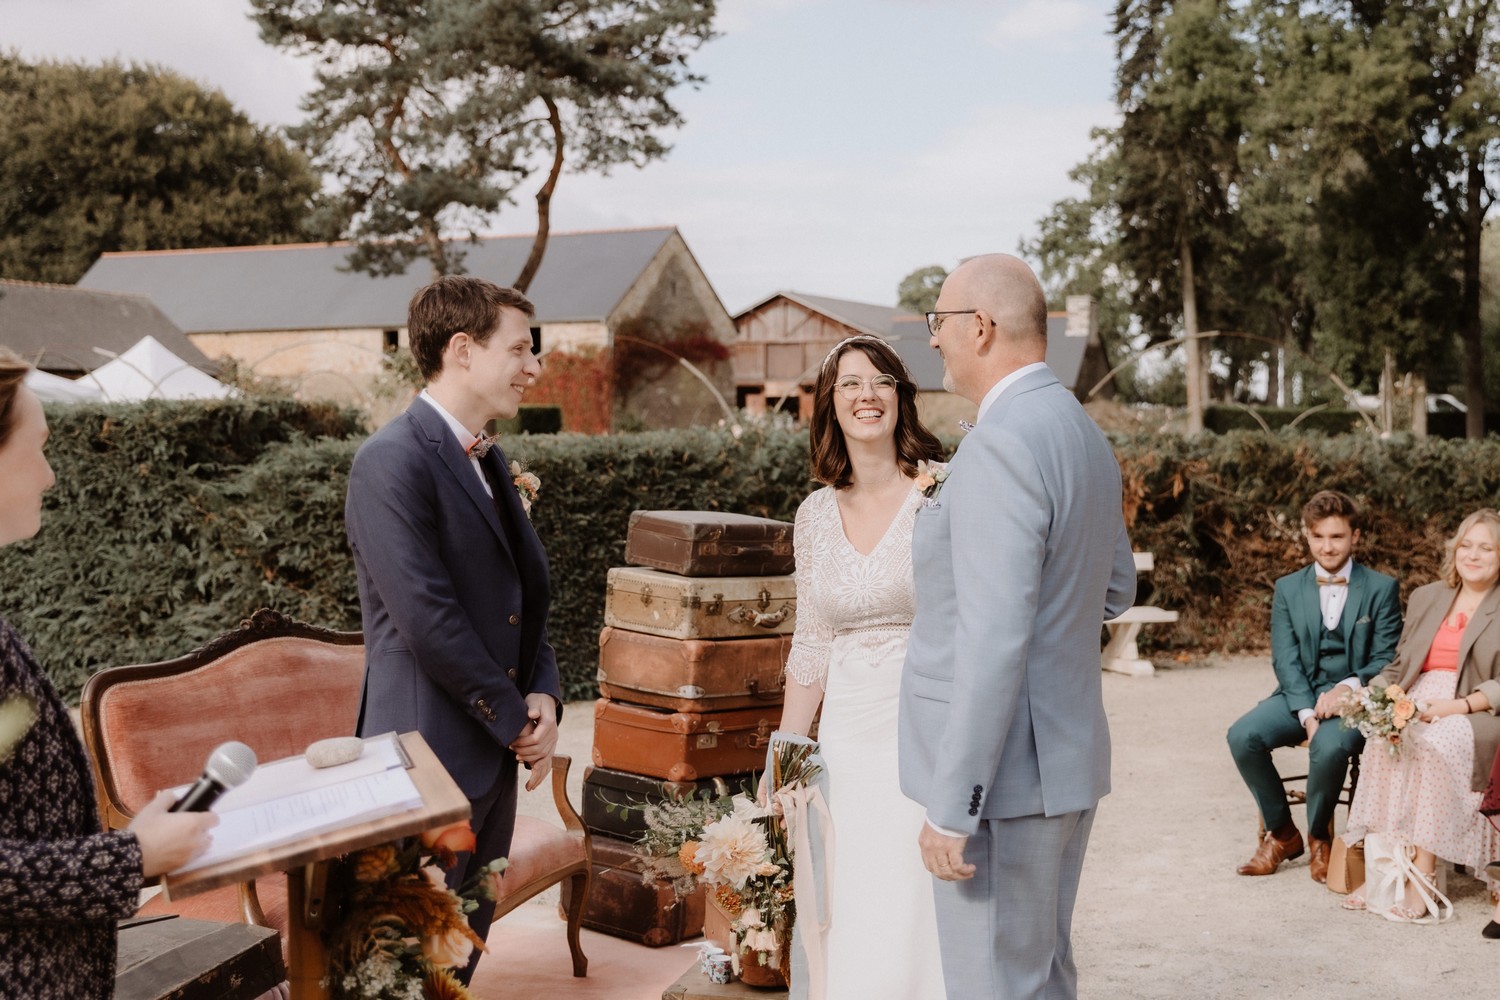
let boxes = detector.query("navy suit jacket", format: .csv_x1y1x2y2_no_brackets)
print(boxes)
345,397,562,799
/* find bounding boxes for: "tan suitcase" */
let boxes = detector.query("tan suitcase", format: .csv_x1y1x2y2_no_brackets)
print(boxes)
603,566,796,640
591,699,780,781
596,626,789,712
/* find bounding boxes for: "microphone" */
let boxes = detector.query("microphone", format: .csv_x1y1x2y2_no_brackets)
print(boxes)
168,741,257,813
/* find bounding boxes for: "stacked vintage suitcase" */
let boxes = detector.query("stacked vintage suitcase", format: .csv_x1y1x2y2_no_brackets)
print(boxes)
566,511,796,947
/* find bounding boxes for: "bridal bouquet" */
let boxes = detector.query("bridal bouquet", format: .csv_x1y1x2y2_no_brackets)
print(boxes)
679,741,822,975
1339,680,1419,756
323,822,506,1000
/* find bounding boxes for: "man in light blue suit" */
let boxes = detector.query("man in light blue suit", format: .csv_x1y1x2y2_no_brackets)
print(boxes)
899,254,1135,1000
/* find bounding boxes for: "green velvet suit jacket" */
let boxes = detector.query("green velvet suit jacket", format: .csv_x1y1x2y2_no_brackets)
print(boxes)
1269,562,1403,715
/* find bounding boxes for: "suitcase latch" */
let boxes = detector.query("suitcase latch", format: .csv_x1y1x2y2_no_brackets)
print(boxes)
704,594,723,616
640,584,652,606
695,733,719,749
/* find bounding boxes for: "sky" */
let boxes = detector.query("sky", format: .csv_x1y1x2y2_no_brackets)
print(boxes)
3,0,1120,313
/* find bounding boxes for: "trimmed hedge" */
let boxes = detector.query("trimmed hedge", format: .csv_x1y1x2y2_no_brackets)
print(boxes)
8,398,1500,703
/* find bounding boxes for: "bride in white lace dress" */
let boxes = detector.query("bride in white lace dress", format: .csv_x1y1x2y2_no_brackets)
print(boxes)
779,335,949,999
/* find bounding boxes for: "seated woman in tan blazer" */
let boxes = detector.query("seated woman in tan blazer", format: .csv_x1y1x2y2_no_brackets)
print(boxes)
1339,508,1500,931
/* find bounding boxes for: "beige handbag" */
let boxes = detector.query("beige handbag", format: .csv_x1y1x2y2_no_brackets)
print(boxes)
1325,835,1364,895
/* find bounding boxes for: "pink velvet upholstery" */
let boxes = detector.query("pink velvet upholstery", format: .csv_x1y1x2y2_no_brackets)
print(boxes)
80,612,591,978
94,637,365,816
498,817,587,905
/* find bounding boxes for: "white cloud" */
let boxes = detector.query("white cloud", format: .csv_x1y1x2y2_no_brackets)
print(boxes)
989,1,1099,49
506,97,1118,312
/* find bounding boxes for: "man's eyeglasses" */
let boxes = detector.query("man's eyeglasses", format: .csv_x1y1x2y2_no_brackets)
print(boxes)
925,310,979,336
833,374,900,400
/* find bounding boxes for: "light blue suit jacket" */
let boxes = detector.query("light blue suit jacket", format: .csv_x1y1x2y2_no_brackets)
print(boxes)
898,367,1135,833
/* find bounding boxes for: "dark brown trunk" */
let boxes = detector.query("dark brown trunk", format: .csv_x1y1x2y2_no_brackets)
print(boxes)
513,94,566,293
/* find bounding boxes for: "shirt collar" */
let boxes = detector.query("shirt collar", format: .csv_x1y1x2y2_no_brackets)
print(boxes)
419,389,483,451
975,362,1051,423
1314,558,1355,580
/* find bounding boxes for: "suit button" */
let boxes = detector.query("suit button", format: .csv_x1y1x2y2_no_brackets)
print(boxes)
968,807,979,816
973,785,983,793
506,668,518,680
508,614,521,626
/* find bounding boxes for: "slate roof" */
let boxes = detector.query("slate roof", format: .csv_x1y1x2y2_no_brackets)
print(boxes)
738,291,901,338
854,313,1087,393
78,227,681,334
0,280,212,375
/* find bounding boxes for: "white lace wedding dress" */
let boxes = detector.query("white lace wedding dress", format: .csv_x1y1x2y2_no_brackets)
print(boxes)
784,485,946,1000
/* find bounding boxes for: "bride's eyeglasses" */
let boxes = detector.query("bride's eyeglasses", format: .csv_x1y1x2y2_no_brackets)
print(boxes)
833,374,899,400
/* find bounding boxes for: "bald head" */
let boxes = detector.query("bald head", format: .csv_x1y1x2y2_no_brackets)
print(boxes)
949,254,1048,352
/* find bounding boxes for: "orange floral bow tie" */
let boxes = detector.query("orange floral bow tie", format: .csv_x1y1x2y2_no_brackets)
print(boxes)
1316,575,1348,587
466,432,496,459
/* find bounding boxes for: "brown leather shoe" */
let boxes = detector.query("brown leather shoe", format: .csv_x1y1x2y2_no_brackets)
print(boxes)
1237,828,1305,876
1308,837,1331,883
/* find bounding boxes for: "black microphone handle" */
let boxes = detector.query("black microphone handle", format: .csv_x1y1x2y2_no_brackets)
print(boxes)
168,777,227,813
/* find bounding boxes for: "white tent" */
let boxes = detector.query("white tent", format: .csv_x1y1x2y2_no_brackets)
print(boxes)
85,335,233,402
24,368,103,404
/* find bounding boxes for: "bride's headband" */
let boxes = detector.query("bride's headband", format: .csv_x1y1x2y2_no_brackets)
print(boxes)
818,334,913,380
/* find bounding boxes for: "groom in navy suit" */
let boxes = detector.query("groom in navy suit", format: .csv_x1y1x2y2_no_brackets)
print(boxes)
346,275,561,983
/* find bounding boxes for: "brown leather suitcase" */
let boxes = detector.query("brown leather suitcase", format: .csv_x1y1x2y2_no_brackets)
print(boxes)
557,833,706,947
581,763,755,841
597,626,789,712
625,510,795,577
592,699,780,781
604,566,796,640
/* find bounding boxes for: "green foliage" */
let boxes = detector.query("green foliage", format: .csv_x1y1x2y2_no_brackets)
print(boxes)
248,0,718,282
1117,430,1500,655
494,405,564,435
13,397,1500,700
0,55,317,284
0,400,364,701
1032,2,1499,423
895,266,947,314
1202,404,1362,435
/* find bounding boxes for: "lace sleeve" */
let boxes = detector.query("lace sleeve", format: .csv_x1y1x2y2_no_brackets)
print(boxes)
784,492,834,688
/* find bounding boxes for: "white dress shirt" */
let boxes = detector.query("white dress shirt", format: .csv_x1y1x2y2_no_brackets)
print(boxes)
1297,557,1359,726
419,390,493,498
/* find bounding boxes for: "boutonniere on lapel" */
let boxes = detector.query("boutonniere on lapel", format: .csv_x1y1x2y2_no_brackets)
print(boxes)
511,460,541,517
914,460,949,508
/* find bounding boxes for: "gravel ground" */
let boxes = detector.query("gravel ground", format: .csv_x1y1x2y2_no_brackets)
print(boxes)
518,654,1500,999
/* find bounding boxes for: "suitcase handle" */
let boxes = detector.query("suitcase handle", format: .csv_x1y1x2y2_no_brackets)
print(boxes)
727,603,792,628
708,541,791,556
746,678,785,701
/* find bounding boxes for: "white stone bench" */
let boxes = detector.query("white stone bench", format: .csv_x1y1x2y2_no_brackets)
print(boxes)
1102,552,1179,677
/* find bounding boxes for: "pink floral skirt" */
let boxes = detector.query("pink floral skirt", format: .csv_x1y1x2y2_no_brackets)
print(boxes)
1346,671,1500,887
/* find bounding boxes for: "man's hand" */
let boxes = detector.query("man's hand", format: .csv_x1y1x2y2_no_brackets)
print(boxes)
128,789,218,878
509,693,559,791
918,823,975,882
1314,687,1352,719
1303,716,1320,741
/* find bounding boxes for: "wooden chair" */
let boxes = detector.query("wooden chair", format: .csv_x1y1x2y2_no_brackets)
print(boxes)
80,608,591,977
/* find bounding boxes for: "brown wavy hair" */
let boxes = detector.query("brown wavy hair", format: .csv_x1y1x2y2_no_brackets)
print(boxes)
1439,508,1500,589
0,346,31,450
809,336,944,488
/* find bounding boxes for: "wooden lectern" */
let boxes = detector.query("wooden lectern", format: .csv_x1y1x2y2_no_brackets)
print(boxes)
160,732,470,1000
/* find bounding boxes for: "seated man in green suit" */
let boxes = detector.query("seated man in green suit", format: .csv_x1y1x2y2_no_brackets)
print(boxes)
1227,490,1403,881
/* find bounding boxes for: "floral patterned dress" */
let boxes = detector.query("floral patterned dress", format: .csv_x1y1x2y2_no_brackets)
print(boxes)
783,485,946,1000
0,617,144,999
1346,613,1500,889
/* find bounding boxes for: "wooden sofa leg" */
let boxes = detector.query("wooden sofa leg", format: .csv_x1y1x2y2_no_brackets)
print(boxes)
565,869,590,978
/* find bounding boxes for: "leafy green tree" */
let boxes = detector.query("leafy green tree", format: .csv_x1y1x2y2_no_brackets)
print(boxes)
896,265,946,314
249,0,717,287
0,55,317,284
